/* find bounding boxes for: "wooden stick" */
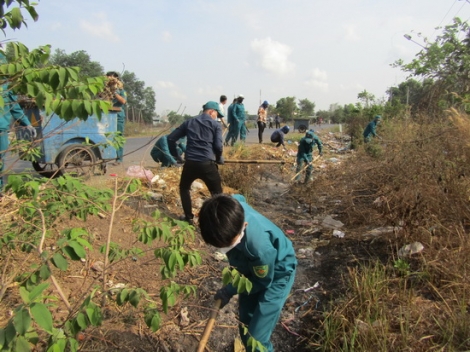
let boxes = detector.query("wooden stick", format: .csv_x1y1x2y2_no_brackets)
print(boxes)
197,299,222,352
290,155,320,181
224,159,286,164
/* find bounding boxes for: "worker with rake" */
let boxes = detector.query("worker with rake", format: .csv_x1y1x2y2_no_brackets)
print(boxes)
363,114,382,143
199,194,297,352
295,129,323,183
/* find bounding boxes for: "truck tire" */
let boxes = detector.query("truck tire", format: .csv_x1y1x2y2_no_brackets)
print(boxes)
32,161,60,178
298,124,307,133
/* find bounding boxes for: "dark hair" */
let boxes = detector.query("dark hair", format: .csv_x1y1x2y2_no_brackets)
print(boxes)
220,95,227,103
106,71,119,78
198,194,245,247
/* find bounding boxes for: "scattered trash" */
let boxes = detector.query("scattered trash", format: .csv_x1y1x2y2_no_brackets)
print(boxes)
126,165,154,181
296,282,320,293
373,196,387,207
328,158,339,163
295,220,312,226
108,282,126,295
333,229,345,238
398,242,424,257
151,174,160,184
192,181,204,190
179,307,190,327
363,226,401,237
297,247,314,258
91,261,104,272
285,229,295,235
147,191,163,201
213,251,228,262
321,215,344,229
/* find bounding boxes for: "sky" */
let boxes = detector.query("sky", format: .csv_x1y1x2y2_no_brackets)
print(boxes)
5,0,470,116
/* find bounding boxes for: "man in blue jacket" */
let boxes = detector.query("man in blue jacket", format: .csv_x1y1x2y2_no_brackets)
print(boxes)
270,125,290,149
0,50,36,192
167,101,224,224
199,194,297,352
363,115,382,143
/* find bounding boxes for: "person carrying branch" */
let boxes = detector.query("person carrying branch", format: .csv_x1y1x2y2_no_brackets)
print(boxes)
198,194,297,352
295,129,323,183
106,71,127,165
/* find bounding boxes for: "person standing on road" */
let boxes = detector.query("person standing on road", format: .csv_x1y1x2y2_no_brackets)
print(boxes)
232,94,246,144
167,101,225,225
274,114,281,129
363,115,382,143
257,100,269,144
218,95,228,128
268,116,273,129
295,130,323,183
0,49,36,193
106,71,127,165
198,193,297,352
270,125,290,149
224,98,237,146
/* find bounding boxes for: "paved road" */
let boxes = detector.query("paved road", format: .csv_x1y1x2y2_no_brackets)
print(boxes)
3,123,336,180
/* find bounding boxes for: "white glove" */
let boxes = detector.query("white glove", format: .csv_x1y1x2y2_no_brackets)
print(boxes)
26,125,37,138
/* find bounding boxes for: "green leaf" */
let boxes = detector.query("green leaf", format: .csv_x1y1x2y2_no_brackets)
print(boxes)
28,282,50,301
0,329,5,350
75,313,88,330
15,335,31,352
39,265,51,280
117,288,129,306
19,286,30,304
30,303,53,333
51,253,68,271
13,308,31,335
129,290,141,308
66,241,86,259
144,310,161,332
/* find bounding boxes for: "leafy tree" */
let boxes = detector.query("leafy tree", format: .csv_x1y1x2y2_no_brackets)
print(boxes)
49,49,104,78
298,98,315,118
167,111,184,125
357,90,375,108
275,96,297,121
121,71,156,123
394,17,470,113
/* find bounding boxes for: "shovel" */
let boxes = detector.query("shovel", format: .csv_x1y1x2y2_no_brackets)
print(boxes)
196,299,222,352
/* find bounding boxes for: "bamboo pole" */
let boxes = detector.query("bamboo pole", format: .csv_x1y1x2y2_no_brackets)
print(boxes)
197,299,222,352
224,159,286,164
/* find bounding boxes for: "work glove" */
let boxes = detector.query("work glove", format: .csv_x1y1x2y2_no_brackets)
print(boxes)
26,125,37,138
214,287,233,308
216,156,225,165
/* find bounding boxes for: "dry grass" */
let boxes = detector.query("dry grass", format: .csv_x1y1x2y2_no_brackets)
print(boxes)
308,110,470,351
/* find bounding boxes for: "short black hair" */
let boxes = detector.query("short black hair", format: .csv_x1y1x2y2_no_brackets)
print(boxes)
220,95,227,103
106,71,119,78
198,194,245,248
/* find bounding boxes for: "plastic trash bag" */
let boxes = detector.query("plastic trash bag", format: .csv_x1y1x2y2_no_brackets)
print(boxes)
126,165,154,181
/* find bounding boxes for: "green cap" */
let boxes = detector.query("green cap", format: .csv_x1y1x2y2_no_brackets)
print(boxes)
374,115,382,120
203,101,225,118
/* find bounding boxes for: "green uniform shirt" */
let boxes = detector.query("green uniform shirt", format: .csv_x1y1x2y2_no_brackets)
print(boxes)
225,195,297,296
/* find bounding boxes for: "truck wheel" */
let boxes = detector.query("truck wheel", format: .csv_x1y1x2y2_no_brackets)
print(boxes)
57,144,96,178
298,125,307,133
32,162,60,178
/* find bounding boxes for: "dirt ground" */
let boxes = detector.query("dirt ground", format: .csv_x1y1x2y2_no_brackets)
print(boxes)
1,139,394,352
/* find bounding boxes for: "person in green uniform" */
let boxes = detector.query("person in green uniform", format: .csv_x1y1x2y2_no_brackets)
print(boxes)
363,115,382,143
224,98,237,146
0,50,36,192
150,134,186,167
295,129,323,183
199,194,297,352
106,71,127,165
232,94,246,144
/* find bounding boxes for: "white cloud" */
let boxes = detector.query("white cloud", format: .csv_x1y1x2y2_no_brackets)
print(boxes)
79,13,119,42
162,31,172,42
305,68,329,92
250,37,295,75
156,81,176,89
343,24,360,42
155,81,187,101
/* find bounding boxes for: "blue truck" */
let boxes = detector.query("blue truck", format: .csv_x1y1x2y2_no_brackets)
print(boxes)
17,105,118,178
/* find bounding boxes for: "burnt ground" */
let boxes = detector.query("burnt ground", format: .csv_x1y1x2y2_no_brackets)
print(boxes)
1,149,393,352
